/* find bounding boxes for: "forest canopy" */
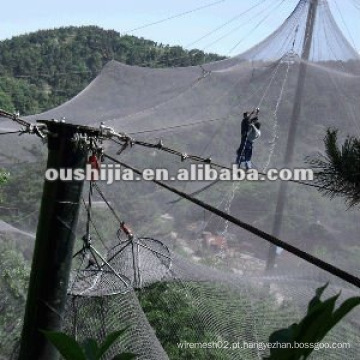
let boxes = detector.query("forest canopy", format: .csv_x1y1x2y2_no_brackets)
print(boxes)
0,26,225,115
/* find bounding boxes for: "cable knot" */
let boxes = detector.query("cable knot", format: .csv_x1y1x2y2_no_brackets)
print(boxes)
199,65,211,80
126,136,135,147
99,122,115,138
120,222,134,240
12,111,20,121
181,153,188,162
82,234,91,248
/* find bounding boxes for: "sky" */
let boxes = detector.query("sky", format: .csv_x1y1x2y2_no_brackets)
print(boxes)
0,0,359,56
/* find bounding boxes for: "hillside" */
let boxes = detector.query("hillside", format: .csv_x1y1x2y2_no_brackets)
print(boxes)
0,26,225,115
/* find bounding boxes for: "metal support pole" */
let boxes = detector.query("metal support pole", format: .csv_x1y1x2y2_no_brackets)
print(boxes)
267,0,319,270
19,121,87,360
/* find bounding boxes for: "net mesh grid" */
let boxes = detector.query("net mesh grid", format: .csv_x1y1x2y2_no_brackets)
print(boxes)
1,1,360,359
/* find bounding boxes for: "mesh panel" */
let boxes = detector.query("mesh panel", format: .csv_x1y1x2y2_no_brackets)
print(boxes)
1,1,360,359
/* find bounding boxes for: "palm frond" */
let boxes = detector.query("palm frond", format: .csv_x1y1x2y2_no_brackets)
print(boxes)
307,129,360,207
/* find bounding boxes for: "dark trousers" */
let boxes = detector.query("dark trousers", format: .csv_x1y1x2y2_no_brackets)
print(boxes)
236,136,247,164
236,140,253,169
244,141,253,163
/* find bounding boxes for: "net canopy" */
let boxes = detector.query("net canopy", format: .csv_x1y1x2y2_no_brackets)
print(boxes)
1,1,360,359
238,0,360,61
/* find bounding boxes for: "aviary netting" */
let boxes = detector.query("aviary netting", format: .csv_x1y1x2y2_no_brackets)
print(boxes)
1,0,360,359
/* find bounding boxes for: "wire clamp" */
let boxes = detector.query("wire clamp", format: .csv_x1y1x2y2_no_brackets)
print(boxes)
119,221,134,240
199,65,211,80
12,111,20,121
181,153,188,162
82,234,92,249
100,122,116,138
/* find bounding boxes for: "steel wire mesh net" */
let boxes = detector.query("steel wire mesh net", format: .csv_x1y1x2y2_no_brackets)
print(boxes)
1,1,360,359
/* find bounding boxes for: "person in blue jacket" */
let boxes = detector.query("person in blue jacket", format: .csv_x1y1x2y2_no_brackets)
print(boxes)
236,108,260,167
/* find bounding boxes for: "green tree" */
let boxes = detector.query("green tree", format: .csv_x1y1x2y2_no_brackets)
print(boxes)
0,169,8,185
0,88,14,111
0,169,9,203
0,26,226,115
138,282,296,360
0,241,30,357
309,129,360,207
0,152,45,228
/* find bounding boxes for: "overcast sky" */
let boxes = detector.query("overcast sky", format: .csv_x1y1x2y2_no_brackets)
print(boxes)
1,0,359,56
